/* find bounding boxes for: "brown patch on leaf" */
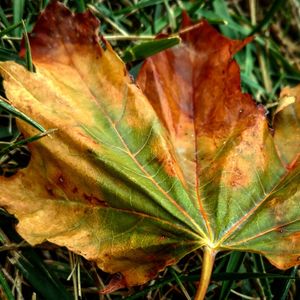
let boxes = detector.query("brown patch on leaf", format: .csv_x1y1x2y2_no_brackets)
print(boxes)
137,18,256,188
20,1,102,63
57,174,65,186
100,273,127,294
45,185,55,197
83,193,107,206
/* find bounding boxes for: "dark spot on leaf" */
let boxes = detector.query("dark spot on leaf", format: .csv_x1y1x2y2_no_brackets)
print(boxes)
83,208,90,214
83,193,107,206
46,185,54,196
72,187,78,193
276,227,285,233
57,175,64,185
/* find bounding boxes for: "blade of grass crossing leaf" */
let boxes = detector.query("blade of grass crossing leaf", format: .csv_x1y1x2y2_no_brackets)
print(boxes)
13,0,25,37
122,36,180,62
21,20,34,72
0,129,56,157
0,111,17,140
0,97,46,132
249,0,286,35
279,266,298,300
219,252,245,300
0,267,14,300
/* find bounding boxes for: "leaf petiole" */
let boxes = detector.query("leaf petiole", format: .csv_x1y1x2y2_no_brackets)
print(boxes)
195,247,217,300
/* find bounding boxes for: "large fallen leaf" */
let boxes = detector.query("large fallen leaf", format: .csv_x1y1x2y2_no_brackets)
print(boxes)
0,2,299,299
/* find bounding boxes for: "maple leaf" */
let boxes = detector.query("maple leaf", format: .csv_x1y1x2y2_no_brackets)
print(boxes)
0,2,299,299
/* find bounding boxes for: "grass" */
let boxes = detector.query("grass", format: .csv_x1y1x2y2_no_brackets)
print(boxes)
0,0,300,299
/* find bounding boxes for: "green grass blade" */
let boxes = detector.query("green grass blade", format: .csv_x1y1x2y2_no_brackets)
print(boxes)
212,0,242,38
0,129,55,157
249,0,286,35
21,20,34,72
74,0,86,13
279,266,298,300
13,0,25,37
219,252,245,300
163,0,176,30
123,36,180,62
170,268,191,300
0,110,17,140
0,97,46,132
0,267,15,300
253,255,273,299
0,22,23,38
142,6,182,34
186,0,206,17
114,0,164,15
0,7,10,28
0,48,24,64
12,250,72,300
